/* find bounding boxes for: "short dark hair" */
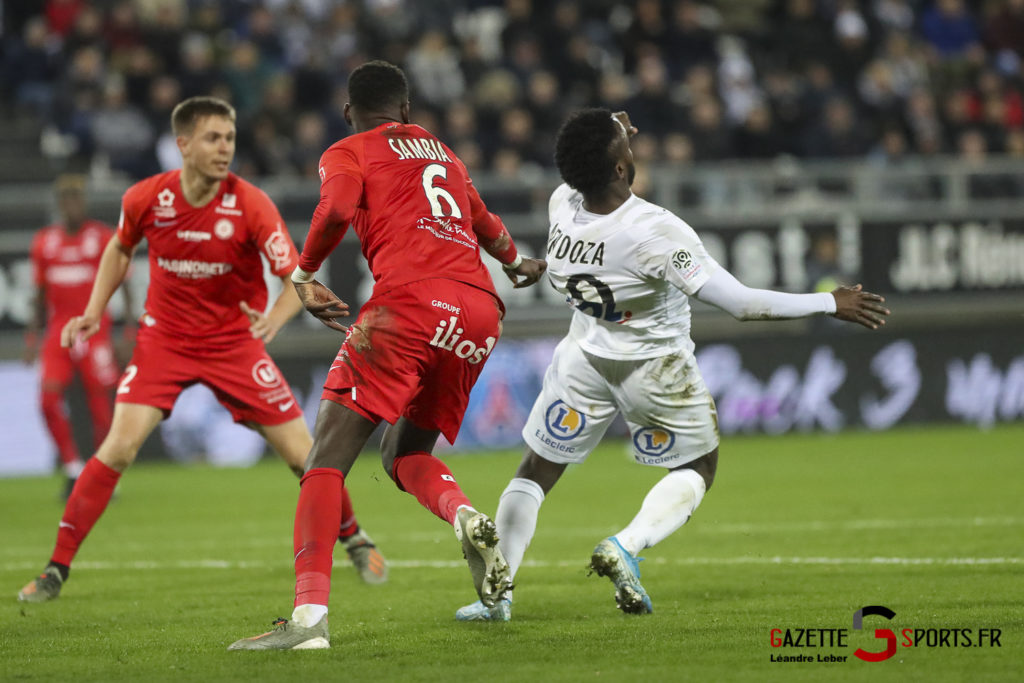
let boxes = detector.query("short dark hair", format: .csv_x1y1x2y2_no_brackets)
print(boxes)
554,108,619,197
171,96,236,136
347,60,409,113
54,173,87,196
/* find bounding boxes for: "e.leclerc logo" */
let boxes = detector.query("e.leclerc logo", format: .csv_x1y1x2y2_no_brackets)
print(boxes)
769,605,1002,663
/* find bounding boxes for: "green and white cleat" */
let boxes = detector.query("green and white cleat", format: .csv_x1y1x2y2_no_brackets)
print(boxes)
228,616,330,650
453,507,513,608
589,536,653,614
455,598,512,622
18,566,63,602
343,530,389,584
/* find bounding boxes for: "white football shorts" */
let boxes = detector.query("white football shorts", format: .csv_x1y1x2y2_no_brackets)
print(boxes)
522,337,720,467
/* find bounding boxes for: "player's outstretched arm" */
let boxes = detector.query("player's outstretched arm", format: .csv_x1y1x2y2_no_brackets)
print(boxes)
693,268,890,329
462,170,546,288
61,235,133,348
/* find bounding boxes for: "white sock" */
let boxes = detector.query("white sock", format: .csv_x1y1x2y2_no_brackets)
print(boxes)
64,460,85,479
615,469,706,556
455,504,477,517
292,603,328,628
495,477,545,580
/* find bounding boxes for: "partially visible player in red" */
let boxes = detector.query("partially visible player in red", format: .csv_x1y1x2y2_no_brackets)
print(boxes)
230,60,546,650
18,96,387,604
25,175,132,499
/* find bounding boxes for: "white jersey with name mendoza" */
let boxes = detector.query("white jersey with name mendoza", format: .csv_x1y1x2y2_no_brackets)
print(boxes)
522,183,720,468
544,182,717,360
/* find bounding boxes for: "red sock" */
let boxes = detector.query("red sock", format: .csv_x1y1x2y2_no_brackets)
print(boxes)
83,382,114,450
294,468,344,607
338,486,358,540
51,458,121,566
40,390,79,467
392,452,471,525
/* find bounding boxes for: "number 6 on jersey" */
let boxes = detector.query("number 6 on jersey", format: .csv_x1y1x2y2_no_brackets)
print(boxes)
422,164,462,219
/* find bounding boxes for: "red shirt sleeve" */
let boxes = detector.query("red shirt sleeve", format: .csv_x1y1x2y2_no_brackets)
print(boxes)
250,187,299,277
456,155,518,265
298,143,365,273
116,186,145,249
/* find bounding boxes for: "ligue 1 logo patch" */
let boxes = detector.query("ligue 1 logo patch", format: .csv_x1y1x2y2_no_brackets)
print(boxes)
545,400,585,440
633,427,675,457
214,219,234,239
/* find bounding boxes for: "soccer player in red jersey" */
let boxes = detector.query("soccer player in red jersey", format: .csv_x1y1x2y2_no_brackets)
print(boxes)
25,175,131,499
18,97,387,604
229,61,547,650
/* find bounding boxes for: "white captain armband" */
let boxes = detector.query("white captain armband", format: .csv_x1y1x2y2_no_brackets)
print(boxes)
290,267,317,284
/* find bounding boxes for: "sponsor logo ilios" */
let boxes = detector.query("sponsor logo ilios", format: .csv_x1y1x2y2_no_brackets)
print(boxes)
427,316,495,364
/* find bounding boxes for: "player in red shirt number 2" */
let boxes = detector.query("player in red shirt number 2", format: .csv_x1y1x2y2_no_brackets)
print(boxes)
230,61,546,650
18,97,388,604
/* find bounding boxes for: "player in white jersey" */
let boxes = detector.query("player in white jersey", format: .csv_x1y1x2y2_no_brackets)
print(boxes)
456,109,890,621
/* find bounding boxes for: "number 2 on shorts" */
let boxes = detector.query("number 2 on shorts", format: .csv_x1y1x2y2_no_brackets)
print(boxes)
117,364,138,395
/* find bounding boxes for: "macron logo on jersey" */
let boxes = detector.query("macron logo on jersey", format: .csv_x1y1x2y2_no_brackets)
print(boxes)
156,257,232,279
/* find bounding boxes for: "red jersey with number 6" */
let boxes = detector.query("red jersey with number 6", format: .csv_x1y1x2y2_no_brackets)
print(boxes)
310,123,505,302
117,170,298,341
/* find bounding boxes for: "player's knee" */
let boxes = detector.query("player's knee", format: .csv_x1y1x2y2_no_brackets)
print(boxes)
95,431,143,471
40,390,64,416
513,450,563,493
689,447,718,491
380,450,398,483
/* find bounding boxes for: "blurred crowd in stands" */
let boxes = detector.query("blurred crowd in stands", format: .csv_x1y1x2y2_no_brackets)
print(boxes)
3,0,1024,182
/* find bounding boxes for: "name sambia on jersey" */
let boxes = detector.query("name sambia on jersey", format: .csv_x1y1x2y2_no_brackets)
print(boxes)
545,183,716,361
117,170,298,341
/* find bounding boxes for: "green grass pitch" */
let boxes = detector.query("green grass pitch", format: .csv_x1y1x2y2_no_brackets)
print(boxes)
1,424,1021,682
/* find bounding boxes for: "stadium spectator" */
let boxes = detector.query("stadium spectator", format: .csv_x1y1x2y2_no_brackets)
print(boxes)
802,96,870,158
90,76,157,178
406,31,466,109
102,1,142,53
920,0,981,59
4,0,1024,182
45,0,86,37
4,16,62,117
984,0,1024,65
177,33,221,99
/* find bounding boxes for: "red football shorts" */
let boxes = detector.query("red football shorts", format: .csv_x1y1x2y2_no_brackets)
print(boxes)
322,278,503,443
115,326,303,426
40,329,119,390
